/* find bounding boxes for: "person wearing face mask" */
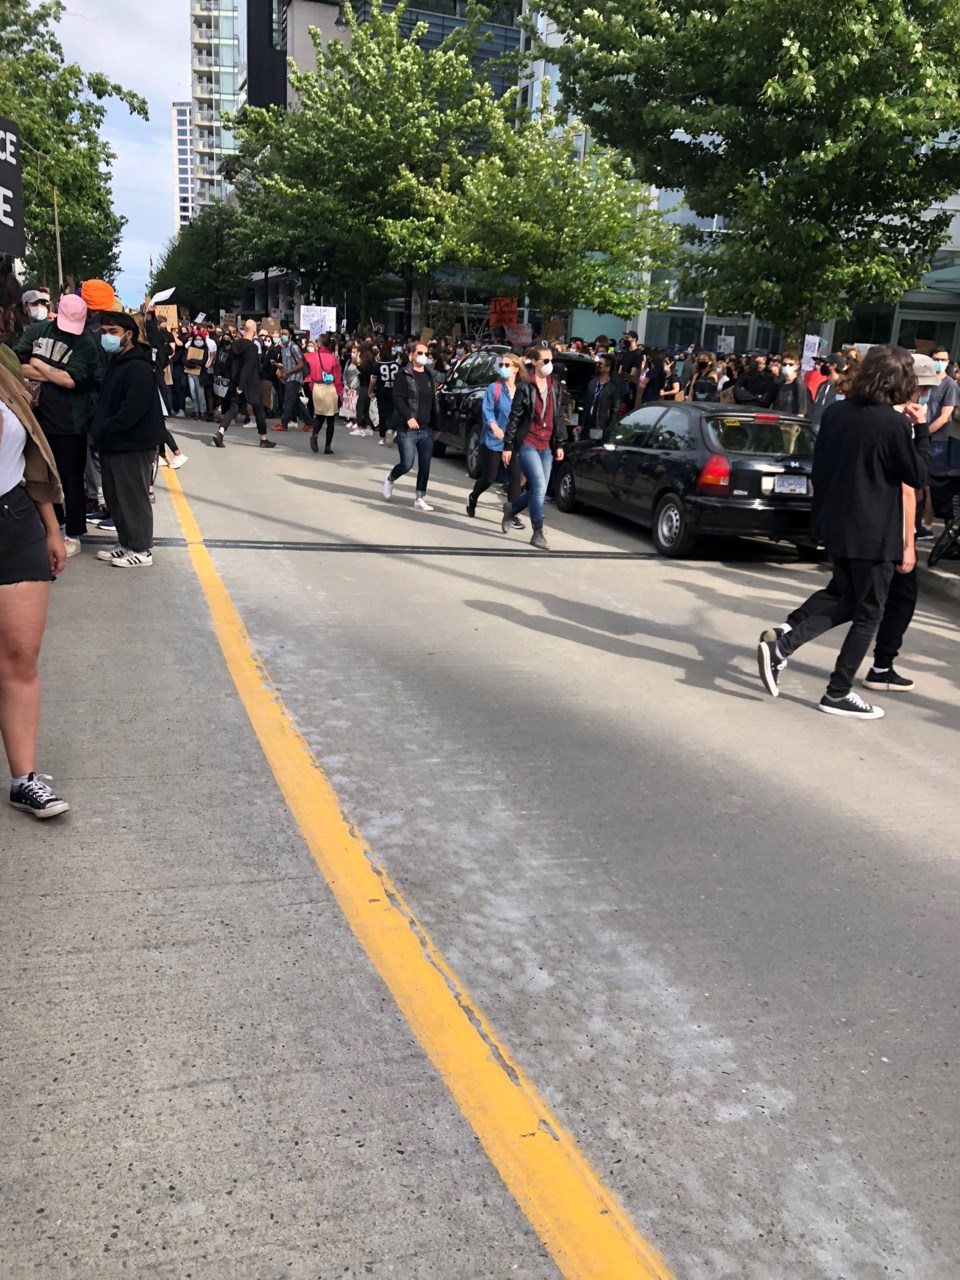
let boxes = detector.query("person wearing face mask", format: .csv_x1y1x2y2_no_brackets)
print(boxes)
466,353,526,521
183,330,207,420
773,351,813,417
918,347,957,537
342,344,360,425
22,286,51,326
581,354,622,438
383,342,438,511
212,320,277,448
370,340,400,446
88,312,166,568
308,334,344,454
272,327,313,432
810,354,848,429
501,343,566,550
15,294,98,558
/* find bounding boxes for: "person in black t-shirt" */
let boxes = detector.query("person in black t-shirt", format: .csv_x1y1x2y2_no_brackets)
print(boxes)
370,342,400,445
617,331,644,409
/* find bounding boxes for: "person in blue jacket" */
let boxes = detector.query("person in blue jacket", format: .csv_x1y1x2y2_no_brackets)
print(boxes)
465,352,526,525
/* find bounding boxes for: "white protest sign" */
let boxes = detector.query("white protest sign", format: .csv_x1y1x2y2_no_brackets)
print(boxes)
299,305,337,339
717,334,735,355
801,332,822,373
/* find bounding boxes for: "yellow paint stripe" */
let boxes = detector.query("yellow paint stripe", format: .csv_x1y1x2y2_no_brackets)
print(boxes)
162,467,674,1280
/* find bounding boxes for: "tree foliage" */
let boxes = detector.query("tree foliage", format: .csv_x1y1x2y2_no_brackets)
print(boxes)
147,203,251,317
539,0,960,335
0,0,147,284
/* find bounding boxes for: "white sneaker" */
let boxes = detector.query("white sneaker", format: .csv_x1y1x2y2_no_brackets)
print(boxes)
414,497,434,512
378,437,386,446
169,453,188,470
96,544,126,562
349,427,364,436
383,475,393,500
110,550,153,568
63,536,82,557
158,454,170,467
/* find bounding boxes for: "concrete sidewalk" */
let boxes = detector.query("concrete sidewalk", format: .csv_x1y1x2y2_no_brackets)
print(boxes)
0,536,556,1278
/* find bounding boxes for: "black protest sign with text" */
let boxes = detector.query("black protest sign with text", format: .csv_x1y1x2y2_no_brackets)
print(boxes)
0,118,25,258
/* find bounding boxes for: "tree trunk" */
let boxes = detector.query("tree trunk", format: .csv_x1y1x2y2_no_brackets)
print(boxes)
403,265,413,338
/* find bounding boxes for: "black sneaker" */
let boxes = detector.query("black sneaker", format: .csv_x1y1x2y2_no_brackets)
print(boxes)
819,691,884,719
309,434,319,453
760,625,788,644
501,503,514,534
916,524,936,542
465,500,476,518
259,438,277,449
324,447,334,455
212,433,225,448
530,528,549,550
511,517,525,530
10,773,70,820
863,667,915,692
756,637,786,697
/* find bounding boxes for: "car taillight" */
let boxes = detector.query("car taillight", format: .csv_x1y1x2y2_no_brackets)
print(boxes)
697,453,731,494
754,414,781,422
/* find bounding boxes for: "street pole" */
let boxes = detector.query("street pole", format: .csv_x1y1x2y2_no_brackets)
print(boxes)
53,186,64,292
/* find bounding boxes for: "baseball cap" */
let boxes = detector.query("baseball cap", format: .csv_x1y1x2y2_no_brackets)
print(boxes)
23,285,51,306
823,352,847,371
56,294,88,335
912,353,939,387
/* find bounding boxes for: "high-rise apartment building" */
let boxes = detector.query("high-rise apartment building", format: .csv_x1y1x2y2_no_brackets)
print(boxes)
190,0,240,207
171,101,195,229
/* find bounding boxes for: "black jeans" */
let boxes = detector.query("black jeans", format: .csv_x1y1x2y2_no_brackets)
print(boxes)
170,364,186,414
219,394,267,437
356,385,373,429
311,416,336,449
48,433,88,536
280,378,312,428
779,557,896,697
389,428,434,494
787,567,918,672
101,449,155,553
469,443,504,508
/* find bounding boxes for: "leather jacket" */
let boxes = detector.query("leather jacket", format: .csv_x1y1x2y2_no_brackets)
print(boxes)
503,377,565,453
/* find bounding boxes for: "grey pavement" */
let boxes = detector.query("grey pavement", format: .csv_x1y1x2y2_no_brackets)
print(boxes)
2,418,958,1278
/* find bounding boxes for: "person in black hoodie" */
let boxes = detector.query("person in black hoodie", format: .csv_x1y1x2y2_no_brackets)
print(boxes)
89,312,166,568
756,344,928,719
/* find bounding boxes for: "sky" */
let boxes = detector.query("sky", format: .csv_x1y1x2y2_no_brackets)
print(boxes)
57,1,191,306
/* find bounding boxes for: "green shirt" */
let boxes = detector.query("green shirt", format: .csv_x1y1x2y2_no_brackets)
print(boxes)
14,320,98,435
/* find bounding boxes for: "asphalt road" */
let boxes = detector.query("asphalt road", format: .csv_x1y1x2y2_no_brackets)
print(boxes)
2,418,958,1279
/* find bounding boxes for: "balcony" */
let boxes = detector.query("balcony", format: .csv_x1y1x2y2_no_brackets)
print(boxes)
195,131,216,153
192,53,215,69
195,162,218,179
193,109,216,124
192,24,214,41
193,78,215,98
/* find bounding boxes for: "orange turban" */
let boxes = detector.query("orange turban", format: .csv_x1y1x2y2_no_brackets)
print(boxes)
80,278,117,312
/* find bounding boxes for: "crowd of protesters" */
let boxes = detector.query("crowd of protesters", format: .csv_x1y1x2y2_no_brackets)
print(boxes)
0,250,955,818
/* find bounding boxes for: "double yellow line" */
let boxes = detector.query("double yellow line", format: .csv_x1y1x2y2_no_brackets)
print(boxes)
164,469,674,1280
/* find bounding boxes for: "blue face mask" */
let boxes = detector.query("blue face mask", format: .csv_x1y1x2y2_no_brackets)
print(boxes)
101,333,122,354
281,335,290,345
498,365,512,379
934,359,947,373
919,393,931,405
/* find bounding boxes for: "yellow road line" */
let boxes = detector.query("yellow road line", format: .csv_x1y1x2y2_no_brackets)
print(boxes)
162,467,674,1280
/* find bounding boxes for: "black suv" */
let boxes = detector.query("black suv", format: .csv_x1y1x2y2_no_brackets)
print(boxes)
553,402,816,557
435,347,510,477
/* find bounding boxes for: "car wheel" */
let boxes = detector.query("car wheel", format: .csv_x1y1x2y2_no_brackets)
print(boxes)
465,426,481,479
652,493,697,557
432,440,447,458
554,463,582,513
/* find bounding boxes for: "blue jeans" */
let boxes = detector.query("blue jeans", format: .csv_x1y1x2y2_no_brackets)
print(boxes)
186,373,203,414
513,446,553,527
390,428,434,494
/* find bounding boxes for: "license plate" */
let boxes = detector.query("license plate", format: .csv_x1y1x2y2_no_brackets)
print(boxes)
774,475,807,495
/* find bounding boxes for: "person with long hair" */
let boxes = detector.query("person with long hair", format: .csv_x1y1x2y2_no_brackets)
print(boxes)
0,352,69,818
757,344,929,719
309,334,344,455
466,352,525,520
501,343,565,550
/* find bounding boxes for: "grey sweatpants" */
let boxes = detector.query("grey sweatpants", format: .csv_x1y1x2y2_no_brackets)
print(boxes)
100,449,156,554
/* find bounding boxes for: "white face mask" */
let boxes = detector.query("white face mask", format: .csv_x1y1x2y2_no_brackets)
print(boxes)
540,361,554,376
28,304,49,321
415,353,431,367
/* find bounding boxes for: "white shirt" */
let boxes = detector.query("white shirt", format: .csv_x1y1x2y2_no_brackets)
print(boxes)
0,396,27,495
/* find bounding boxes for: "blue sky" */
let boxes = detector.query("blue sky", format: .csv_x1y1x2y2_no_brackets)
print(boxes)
57,1,190,307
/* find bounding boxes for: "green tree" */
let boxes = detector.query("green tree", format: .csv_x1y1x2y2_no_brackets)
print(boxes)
0,0,147,284
453,107,675,318
228,0,505,328
148,203,251,318
538,0,960,337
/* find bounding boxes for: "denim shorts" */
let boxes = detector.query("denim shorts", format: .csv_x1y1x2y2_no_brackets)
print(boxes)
0,484,50,585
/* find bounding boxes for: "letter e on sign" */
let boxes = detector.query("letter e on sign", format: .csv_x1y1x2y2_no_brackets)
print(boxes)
0,117,25,257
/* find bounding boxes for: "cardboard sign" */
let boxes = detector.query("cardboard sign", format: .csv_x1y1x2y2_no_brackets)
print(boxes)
419,327,435,344
452,322,462,338
154,303,178,329
544,318,566,341
299,305,337,339
262,316,280,335
0,117,25,258
222,310,236,328
490,297,518,327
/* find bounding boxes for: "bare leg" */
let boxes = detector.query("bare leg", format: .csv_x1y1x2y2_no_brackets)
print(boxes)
0,581,50,778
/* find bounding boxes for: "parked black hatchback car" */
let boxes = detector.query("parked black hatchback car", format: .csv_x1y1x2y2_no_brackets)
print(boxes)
553,403,817,557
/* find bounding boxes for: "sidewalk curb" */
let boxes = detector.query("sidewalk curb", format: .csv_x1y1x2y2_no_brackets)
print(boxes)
917,560,960,609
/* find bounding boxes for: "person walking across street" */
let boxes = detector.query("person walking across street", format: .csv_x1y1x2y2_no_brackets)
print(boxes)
501,343,565,550
466,353,525,520
15,293,98,559
273,327,313,432
756,344,929,719
89,312,167,568
309,335,343,455
0,354,70,819
370,341,400,446
212,320,276,449
383,340,438,511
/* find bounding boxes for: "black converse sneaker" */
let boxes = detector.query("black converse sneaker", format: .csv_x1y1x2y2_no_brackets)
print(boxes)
10,773,70,819
819,690,884,719
756,637,787,697
760,625,788,644
863,667,915,692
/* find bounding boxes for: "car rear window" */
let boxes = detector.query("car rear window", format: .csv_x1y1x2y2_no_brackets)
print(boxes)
705,415,816,458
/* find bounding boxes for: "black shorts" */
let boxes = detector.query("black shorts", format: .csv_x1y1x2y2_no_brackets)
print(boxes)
0,484,50,585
